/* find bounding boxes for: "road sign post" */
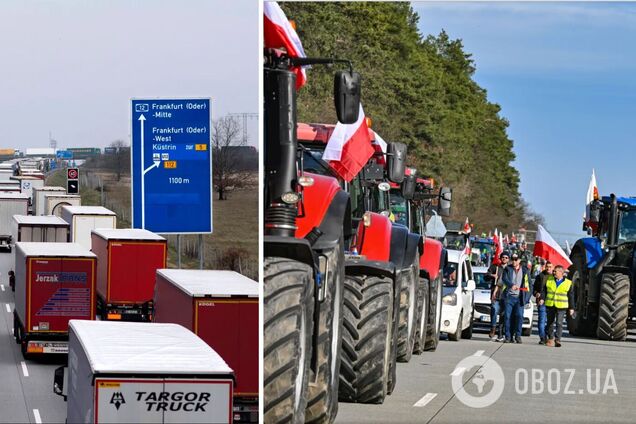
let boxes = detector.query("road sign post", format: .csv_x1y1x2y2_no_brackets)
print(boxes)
131,98,213,234
67,168,79,194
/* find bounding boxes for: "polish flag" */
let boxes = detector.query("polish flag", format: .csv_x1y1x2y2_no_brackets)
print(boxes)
533,224,572,269
492,229,502,265
463,217,471,234
322,104,374,182
264,2,307,89
371,130,388,166
584,169,599,221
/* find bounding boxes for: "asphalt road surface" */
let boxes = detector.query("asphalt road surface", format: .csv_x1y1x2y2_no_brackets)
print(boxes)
336,310,636,424
0,270,67,424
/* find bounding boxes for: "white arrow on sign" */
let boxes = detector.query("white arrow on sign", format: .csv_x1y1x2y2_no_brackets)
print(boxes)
143,160,161,175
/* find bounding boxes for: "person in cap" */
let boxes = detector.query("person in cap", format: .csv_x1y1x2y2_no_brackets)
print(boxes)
533,261,553,344
486,252,509,340
545,265,574,347
501,252,532,343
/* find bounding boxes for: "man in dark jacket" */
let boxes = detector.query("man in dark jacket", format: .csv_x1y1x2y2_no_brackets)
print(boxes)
533,261,553,344
486,252,509,340
501,253,532,343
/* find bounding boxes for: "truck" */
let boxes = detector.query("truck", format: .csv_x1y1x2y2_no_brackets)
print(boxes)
53,320,234,424
0,181,21,192
61,206,117,250
569,194,636,340
10,175,44,205
92,228,167,321
0,193,29,251
13,242,96,357
154,269,258,423
33,186,66,215
44,193,81,216
264,46,361,423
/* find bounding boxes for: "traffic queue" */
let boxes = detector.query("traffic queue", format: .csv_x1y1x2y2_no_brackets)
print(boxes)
0,171,258,423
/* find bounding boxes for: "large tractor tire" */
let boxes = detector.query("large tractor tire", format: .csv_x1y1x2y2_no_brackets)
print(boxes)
387,273,401,395
339,274,394,404
424,275,443,351
567,255,598,337
412,277,429,355
305,239,345,424
264,257,314,424
396,258,419,362
597,273,630,341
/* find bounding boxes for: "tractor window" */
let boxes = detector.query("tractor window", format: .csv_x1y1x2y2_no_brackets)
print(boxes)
618,209,636,243
302,149,335,178
349,177,365,221
373,186,390,216
390,192,409,227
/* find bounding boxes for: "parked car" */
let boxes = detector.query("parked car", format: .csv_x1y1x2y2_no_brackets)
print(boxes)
472,265,534,336
440,250,476,340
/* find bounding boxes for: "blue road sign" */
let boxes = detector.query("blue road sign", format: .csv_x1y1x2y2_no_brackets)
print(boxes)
131,98,212,234
56,150,73,159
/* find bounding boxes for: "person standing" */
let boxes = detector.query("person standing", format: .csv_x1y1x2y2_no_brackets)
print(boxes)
533,261,553,344
501,253,532,343
545,265,574,347
487,252,509,340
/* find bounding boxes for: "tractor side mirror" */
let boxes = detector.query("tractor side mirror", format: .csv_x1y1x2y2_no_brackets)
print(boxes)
438,187,452,217
402,174,416,200
334,71,361,124
387,143,407,184
53,366,68,401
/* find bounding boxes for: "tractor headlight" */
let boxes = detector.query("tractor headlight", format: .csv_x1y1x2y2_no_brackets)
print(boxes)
442,293,457,306
281,192,300,204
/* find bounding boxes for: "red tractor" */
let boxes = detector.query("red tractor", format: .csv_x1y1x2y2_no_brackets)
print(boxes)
297,124,425,404
263,50,361,423
390,173,452,352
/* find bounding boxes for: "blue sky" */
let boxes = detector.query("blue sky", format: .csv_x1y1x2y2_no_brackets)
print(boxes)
413,2,636,245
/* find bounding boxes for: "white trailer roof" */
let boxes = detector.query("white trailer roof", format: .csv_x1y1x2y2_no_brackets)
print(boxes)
69,320,233,375
0,193,29,200
16,242,95,258
44,194,80,199
34,186,66,191
157,269,258,298
13,215,68,226
62,206,116,216
92,228,165,241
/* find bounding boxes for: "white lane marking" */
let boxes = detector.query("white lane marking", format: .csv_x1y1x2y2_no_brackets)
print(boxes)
450,366,466,377
21,361,29,377
33,409,42,424
474,350,484,356
0,284,4,291
413,392,437,407
5,303,11,313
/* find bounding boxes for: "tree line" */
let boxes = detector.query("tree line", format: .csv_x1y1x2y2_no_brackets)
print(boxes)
281,2,543,234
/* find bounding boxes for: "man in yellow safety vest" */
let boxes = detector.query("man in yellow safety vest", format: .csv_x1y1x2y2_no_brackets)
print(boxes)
544,265,575,347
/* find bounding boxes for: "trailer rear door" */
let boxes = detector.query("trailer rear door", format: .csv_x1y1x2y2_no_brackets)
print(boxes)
94,378,232,423
108,242,166,303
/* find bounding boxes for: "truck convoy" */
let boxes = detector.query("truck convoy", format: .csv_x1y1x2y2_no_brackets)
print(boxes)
13,242,96,357
92,228,167,322
569,194,636,340
61,206,117,250
55,320,234,424
154,269,259,423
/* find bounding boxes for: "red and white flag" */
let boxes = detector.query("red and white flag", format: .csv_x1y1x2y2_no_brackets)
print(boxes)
492,231,501,265
463,217,471,234
264,2,307,89
584,169,599,221
533,224,572,269
322,104,374,182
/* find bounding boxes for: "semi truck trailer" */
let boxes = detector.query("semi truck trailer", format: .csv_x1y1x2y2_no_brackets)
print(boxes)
61,206,117,250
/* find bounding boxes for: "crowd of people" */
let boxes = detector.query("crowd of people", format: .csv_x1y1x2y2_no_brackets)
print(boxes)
486,248,574,347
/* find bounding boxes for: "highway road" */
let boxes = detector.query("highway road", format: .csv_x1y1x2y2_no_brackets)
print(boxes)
0,272,66,424
336,311,636,423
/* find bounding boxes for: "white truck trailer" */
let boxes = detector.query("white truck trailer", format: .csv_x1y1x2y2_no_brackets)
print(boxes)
55,320,235,424
61,206,117,250
0,193,29,251
44,194,81,217
33,186,66,215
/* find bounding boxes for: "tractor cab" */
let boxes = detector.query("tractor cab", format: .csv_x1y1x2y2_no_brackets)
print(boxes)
469,237,496,267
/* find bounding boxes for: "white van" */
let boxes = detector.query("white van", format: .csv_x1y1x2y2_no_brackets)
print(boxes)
441,249,476,340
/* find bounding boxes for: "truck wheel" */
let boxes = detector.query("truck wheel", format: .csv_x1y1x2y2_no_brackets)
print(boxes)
305,239,345,424
13,313,21,345
339,274,393,404
264,257,314,424
396,259,419,362
567,255,597,336
448,312,462,342
597,273,630,341
424,275,442,351
412,277,429,355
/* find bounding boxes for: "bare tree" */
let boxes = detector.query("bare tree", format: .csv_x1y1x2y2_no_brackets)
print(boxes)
212,116,251,200
108,139,130,181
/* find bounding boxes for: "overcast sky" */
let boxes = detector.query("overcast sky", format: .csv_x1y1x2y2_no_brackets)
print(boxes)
414,2,636,244
0,0,258,150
